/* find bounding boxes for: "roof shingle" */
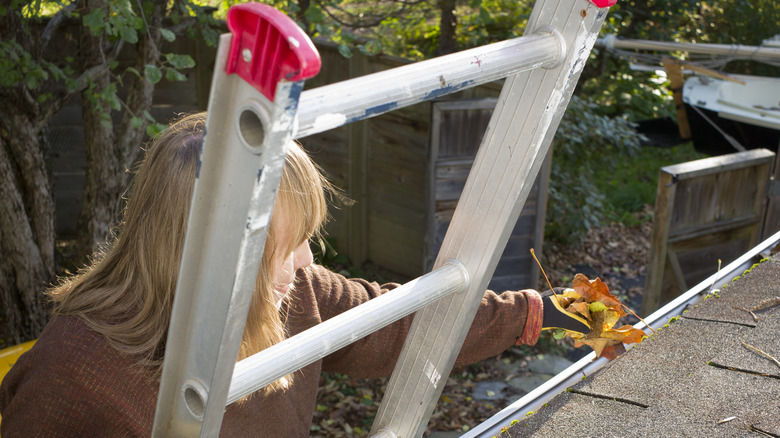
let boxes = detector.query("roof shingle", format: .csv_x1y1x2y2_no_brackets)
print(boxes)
507,257,780,437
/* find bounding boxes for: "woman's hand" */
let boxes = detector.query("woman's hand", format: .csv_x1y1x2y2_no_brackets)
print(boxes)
540,289,591,335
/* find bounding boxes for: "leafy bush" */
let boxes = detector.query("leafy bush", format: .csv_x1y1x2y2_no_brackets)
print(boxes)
545,96,646,245
578,60,675,122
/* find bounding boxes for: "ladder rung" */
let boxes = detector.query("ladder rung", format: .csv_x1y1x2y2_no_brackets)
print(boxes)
295,31,563,138
227,260,469,404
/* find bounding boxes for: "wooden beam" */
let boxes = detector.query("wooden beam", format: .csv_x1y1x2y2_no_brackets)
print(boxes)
662,56,691,140
642,170,677,316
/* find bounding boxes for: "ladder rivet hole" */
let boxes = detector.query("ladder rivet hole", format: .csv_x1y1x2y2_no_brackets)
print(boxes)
182,380,208,420
238,109,266,152
242,48,252,63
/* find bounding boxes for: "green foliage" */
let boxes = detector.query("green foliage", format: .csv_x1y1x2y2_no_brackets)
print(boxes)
593,142,704,225
139,110,167,137
371,9,439,59
579,59,674,121
1,0,219,136
0,40,71,94
455,0,532,50
545,96,646,245
171,1,222,46
81,1,145,44
144,64,163,84
546,98,707,245
162,52,196,82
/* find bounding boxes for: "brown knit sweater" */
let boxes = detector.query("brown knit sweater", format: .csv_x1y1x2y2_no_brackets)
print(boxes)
0,264,541,437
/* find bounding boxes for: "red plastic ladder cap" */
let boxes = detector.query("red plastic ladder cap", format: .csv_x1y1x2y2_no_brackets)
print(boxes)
226,3,321,101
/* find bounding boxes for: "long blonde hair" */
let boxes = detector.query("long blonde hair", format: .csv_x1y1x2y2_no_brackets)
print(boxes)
239,129,331,391
49,112,330,392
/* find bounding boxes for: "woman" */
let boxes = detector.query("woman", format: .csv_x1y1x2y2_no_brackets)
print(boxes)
0,113,587,437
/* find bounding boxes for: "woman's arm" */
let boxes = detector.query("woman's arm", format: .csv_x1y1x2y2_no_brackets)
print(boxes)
294,265,542,378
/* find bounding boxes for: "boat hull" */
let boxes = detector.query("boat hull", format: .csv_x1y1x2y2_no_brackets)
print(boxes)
682,74,780,155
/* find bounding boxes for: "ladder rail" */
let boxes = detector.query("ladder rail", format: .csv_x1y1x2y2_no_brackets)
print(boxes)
295,31,564,138
152,4,322,435
227,260,468,404
371,1,612,436
151,39,299,436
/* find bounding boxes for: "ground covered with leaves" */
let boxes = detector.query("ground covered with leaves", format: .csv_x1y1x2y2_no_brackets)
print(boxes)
311,207,653,437
542,204,653,324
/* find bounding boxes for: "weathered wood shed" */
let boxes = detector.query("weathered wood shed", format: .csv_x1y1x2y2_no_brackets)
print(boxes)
301,43,550,291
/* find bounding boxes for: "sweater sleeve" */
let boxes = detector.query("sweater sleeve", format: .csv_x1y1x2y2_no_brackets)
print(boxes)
0,316,155,438
296,265,542,378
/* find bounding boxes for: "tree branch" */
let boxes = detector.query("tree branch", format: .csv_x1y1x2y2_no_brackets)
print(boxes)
33,64,105,132
317,0,429,30
135,0,158,58
41,1,79,48
167,17,199,35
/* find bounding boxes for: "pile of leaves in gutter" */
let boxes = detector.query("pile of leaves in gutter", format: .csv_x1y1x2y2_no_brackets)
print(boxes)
311,208,652,436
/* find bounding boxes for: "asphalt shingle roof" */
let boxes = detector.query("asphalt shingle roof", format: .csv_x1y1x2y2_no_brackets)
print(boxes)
505,256,780,437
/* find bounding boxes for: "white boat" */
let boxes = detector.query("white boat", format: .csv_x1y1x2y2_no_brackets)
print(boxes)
683,74,780,130
682,74,780,155
598,34,780,155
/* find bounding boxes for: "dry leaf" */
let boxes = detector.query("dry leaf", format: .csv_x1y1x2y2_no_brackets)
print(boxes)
555,273,646,359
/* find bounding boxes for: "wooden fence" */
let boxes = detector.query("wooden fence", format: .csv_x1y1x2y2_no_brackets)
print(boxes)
641,149,776,315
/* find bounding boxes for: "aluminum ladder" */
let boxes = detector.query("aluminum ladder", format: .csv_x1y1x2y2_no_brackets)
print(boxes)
152,0,615,436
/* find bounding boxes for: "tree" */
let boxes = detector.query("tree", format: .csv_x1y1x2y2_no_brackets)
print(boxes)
219,0,533,60
0,0,215,345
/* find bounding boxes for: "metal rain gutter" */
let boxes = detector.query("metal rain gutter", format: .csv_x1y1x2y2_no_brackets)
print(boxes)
465,229,780,438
